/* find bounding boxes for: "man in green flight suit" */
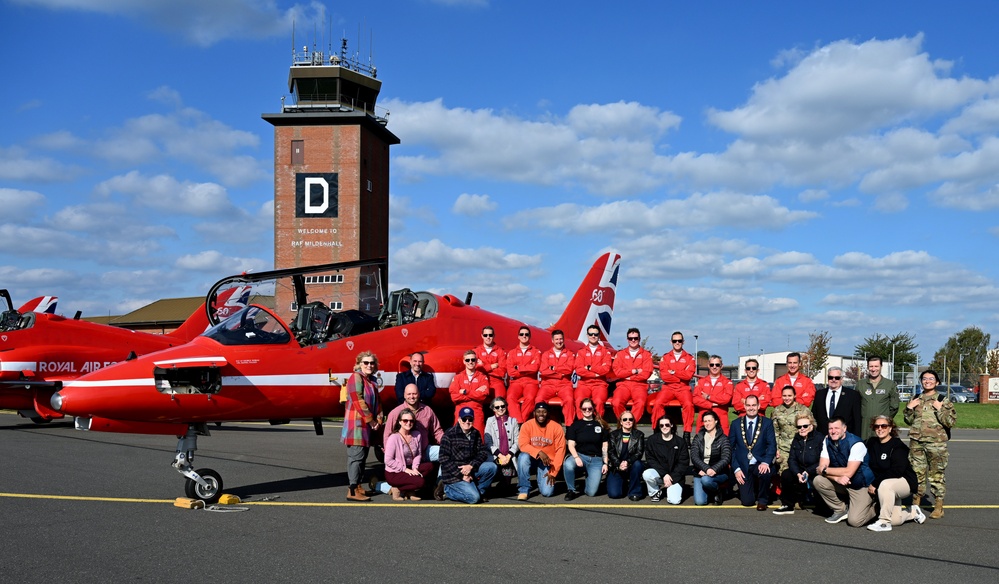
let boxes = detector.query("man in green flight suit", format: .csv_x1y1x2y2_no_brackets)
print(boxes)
855,356,900,440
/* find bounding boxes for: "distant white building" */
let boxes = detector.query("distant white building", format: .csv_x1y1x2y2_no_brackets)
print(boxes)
737,352,905,386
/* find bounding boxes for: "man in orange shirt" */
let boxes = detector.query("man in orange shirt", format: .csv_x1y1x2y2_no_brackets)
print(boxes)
611,328,653,422
771,352,816,409
449,350,490,436
537,329,576,425
516,402,566,500
692,355,734,434
574,324,613,418
474,325,507,400
652,331,696,440
506,326,541,423
733,358,770,415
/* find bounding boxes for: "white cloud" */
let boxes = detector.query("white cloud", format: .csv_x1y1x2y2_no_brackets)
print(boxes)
0,146,80,182
386,98,680,196
394,239,542,275
798,189,828,202
192,200,274,244
504,191,816,235
174,250,269,273
96,171,238,217
0,188,46,217
452,193,497,216
12,0,320,47
389,194,438,232
708,35,986,142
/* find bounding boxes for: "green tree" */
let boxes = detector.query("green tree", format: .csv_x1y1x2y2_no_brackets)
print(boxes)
931,326,991,386
802,330,831,379
854,332,919,379
988,341,999,377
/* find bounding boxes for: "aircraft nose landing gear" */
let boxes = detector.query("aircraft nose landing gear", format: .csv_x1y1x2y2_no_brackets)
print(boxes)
172,424,224,503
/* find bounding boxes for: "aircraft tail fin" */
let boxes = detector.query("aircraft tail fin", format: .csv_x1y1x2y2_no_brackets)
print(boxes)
167,302,211,341
19,296,58,314
549,252,621,345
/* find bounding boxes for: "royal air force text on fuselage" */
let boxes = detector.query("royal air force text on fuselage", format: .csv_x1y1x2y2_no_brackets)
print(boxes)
37,361,117,374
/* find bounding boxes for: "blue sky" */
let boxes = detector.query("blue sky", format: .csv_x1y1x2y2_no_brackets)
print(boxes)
2,0,998,368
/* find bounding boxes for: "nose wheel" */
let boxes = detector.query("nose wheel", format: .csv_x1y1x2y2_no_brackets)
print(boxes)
184,468,223,503
173,424,224,503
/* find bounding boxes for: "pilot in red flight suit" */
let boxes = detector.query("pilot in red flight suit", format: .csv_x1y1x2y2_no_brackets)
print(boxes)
537,330,576,425
574,324,613,418
692,356,733,434
611,328,653,423
506,326,541,424
473,325,507,400
449,349,491,436
652,331,695,438
770,352,816,409
733,358,770,414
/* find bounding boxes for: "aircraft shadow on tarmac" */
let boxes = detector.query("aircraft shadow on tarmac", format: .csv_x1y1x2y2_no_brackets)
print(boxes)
228,472,349,498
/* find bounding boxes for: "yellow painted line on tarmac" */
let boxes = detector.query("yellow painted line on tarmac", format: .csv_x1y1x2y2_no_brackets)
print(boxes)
0,492,171,504
3,491,999,509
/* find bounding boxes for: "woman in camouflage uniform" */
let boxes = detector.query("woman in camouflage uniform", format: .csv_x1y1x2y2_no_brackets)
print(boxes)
903,369,956,519
772,385,811,475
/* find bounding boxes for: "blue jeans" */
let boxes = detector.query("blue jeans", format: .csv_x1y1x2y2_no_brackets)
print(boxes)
443,461,497,504
517,452,556,497
693,472,730,505
606,460,645,499
563,453,604,496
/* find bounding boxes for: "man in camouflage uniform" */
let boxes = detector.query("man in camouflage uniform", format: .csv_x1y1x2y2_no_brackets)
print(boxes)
856,356,900,440
903,369,956,519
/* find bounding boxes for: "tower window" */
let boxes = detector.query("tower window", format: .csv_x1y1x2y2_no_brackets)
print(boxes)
291,140,304,165
304,274,344,284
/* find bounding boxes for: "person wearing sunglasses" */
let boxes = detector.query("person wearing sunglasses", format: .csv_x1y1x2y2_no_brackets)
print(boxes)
773,412,823,515
516,402,566,500
734,359,770,415
814,417,875,526
864,415,925,531
904,369,956,519
563,398,610,500
690,410,731,505
610,327,653,423
506,326,541,423
341,351,384,502
438,406,497,504
574,325,612,419
383,411,435,501
642,415,689,504
652,331,695,442
484,397,520,492
692,355,733,435
606,411,646,500
474,326,508,401
538,329,576,425
812,366,861,436
856,356,900,441
449,349,490,436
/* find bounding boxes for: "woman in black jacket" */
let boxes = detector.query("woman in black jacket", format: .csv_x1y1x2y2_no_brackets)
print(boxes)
773,411,823,515
864,415,926,531
606,412,646,500
690,410,731,505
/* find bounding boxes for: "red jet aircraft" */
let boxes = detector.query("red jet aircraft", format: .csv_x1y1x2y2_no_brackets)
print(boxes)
52,253,621,501
0,289,212,423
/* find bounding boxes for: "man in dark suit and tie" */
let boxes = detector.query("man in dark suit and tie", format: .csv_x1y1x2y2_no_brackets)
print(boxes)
729,394,777,510
812,367,861,435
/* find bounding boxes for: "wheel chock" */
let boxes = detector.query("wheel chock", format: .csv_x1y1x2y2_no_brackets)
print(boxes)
174,497,205,509
217,494,241,505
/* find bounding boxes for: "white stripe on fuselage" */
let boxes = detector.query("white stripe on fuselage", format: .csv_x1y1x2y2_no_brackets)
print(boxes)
64,371,458,391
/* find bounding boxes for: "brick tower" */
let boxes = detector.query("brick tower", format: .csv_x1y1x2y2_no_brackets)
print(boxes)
263,39,399,321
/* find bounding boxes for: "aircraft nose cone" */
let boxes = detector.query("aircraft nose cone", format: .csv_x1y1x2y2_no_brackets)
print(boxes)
50,391,63,412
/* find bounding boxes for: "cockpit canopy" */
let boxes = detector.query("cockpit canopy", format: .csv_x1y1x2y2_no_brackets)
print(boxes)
203,306,291,346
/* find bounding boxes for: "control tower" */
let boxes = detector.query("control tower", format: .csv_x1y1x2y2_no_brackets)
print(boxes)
263,38,399,320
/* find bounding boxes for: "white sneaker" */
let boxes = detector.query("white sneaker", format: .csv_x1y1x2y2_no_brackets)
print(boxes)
911,505,926,525
867,520,892,532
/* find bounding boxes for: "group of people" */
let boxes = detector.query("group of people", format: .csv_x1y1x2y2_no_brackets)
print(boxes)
338,330,957,531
